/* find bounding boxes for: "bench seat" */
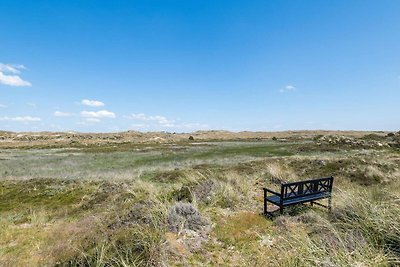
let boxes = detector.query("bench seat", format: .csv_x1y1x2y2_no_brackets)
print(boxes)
267,192,330,206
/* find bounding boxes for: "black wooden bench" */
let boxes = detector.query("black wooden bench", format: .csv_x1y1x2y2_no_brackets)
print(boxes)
263,176,334,216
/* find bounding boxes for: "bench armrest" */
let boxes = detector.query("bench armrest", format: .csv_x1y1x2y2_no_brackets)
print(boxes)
263,188,281,196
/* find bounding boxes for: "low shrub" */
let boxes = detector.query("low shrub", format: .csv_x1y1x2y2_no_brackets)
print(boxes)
167,202,209,233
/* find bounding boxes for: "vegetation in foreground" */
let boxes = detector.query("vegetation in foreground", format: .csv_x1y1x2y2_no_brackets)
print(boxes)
0,132,400,266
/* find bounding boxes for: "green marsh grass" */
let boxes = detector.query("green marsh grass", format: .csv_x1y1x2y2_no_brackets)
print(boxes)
0,139,399,266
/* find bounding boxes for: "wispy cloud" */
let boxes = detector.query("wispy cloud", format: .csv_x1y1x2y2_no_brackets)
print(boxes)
78,109,115,125
0,63,26,74
125,113,209,130
0,104,7,108
280,85,296,93
0,63,32,87
81,99,105,107
125,113,175,127
80,110,116,119
54,111,73,117
0,116,40,122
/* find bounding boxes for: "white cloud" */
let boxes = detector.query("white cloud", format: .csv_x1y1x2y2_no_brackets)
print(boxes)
54,111,73,117
0,116,41,122
0,104,7,108
0,72,32,87
78,110,115,125
125,113,209,130
80,110,116,119
0,63,31,87
0,63,25,74
81,99,105,107
280,85,296,93
125,113,175,126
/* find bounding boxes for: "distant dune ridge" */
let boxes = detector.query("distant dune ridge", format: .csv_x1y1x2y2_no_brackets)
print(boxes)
0,130,391,148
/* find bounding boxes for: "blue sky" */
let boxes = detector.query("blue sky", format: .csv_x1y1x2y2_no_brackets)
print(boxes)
1,1,399,132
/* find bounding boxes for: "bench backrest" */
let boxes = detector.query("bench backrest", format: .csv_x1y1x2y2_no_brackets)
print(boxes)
281,176,333,200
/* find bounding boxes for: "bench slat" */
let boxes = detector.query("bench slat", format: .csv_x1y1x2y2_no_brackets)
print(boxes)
266,192,330,206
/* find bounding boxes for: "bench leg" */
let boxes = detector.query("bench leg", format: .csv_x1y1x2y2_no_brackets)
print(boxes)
263,190,267,216
279,206,283,215
264,201,268,216
328,197,332,211
310,201,314,206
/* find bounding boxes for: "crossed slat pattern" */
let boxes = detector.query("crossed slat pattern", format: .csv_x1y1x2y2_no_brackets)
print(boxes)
283,178,332,198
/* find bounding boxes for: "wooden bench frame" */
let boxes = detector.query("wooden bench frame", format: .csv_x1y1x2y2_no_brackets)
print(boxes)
263,176,334,216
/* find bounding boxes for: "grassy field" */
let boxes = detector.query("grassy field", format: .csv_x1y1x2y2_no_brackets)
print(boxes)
0,134,399,266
